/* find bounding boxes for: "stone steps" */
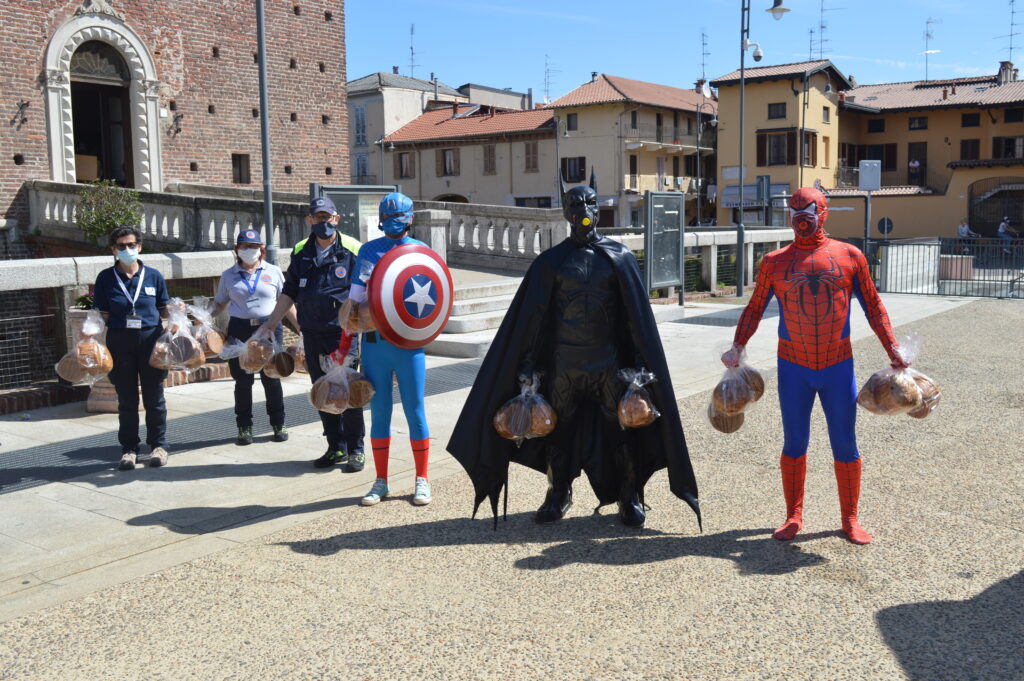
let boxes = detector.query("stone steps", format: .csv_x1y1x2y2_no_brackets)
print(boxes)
425,278,521,358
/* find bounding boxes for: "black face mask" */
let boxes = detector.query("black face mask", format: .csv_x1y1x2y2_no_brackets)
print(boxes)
561,170,600,245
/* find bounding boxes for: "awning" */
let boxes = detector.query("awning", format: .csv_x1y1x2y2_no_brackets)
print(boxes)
720,182,791,208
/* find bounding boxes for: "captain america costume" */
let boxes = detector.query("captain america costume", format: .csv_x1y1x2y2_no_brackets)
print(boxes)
724,186,905,545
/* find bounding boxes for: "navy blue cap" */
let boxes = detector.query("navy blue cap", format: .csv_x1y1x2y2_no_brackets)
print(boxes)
309,196,338,216
236,229,264,244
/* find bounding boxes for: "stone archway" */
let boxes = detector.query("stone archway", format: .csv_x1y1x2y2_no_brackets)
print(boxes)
44,1,162,190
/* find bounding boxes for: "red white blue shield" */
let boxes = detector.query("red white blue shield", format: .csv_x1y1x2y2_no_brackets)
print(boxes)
368,244,453,349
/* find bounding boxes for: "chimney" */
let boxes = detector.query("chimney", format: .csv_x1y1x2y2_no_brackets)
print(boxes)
695,78,707,93
952,84,957,95
527,87,534,110
942,88,948,100
997,61,1017,84
849,74,857,87
392,66,399,74
591,71,598,82
451,100,459,117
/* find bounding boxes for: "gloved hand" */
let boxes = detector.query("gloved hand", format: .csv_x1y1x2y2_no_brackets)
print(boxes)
721,342,745,368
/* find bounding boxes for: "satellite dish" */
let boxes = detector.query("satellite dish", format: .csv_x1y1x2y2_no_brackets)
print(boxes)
701,81,712,99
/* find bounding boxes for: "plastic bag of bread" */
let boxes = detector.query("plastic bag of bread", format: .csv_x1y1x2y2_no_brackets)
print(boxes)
707,402,745,434
346,369,375,408
857,333,932,417
493,372,557,446
149,302,205,370
55,310,114,385
906,369,941,419
338,298,376,333
262,345,296,379
186,297,225,356
236,327,275,374
286,335,306,373
617,368,661,429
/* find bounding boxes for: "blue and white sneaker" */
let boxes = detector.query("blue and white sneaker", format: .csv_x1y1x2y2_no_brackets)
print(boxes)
361,478,390,506
412,476,432,506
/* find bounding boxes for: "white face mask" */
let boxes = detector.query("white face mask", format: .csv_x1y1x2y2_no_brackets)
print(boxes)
237,247,261,265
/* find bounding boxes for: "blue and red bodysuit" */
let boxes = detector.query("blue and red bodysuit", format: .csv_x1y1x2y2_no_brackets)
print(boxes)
726,187,904,545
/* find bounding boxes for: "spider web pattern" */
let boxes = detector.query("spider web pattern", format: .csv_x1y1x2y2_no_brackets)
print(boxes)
734,240,899,370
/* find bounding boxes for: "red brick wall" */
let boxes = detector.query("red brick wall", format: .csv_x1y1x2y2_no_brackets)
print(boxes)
0,0,348,231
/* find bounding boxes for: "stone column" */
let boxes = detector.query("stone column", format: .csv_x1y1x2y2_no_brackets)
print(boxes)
701,244,718,291
412,209,451,262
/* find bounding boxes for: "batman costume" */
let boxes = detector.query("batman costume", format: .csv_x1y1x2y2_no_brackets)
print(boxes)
446,173,700,529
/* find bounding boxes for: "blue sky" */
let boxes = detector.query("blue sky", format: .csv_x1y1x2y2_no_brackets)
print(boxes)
346,0,1019,98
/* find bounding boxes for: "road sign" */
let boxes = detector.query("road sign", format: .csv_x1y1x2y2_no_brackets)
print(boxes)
877,217,893,235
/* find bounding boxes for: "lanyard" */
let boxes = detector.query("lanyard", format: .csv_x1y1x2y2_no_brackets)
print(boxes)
114,266,145,314
239,267,263,296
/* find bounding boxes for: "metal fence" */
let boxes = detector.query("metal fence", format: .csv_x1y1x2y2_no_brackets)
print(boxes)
0,289,63,389
866,237,1024,298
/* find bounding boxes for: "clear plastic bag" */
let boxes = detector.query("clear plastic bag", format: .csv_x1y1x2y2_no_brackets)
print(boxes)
338,298,376,333
238,326,275,374
709,343,764,433
493,372,557,446
308,333,373,412
149,299,205,370
55,309,114,386
286,334,306,373
617,368,661,429
857,333,938,417
263,337,296,379
186,296,225,355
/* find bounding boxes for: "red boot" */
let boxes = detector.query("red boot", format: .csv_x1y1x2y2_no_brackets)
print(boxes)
834,459,872,545
773,453,806,540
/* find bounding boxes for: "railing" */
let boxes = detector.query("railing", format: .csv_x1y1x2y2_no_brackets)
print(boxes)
835,166,951,193
26,180,309,252
867,237,1024,298
623,126,714,150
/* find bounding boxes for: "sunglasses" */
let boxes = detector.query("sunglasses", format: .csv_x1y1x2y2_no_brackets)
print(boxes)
115,242,139,250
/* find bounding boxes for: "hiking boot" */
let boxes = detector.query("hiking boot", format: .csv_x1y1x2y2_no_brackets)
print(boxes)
148,447,168,468
345,449,365,473
237,426,254,446
272,425,289,442
412,476,432,506
313,449,347,468
118,452,137,471
361,478,390,506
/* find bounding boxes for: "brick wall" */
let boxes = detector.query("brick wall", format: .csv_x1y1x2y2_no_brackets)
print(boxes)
0,0,348,232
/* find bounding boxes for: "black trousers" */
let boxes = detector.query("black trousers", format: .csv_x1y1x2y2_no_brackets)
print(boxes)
304,328,366,453
227,317,285,429
107,326,168,454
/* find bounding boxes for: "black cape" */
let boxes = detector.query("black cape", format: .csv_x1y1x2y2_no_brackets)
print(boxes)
446,236,701,527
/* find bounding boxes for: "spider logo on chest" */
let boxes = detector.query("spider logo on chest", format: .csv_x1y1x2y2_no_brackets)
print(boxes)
783,253,845,321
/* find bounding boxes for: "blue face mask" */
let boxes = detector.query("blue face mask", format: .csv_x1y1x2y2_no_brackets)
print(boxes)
381,217,408,236
312,221,335,240
116,248,139,265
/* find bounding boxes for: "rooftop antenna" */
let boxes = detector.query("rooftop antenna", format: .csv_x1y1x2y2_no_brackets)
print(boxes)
921,17,942,81
408,24,420,78
700,30,710,81
543,54,560,104
814,0,844,59
809,28,816,61
996,0,1022,63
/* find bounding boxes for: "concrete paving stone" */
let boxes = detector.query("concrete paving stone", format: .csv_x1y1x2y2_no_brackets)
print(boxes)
0,432,50,455
0,573,45,600
32,480,161,522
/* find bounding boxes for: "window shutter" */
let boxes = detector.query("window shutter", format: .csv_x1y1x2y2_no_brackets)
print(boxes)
560,157,569,180
453,147,461,176
756,134,767,167
811,133,818,167
839,142,847,163
393,152,401,179
993,137,1003,159
883,143,897,171
786,132,797,165
435,149,443,177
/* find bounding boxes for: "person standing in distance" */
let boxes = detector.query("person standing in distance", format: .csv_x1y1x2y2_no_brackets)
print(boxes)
259,197,365,470
212,229,295,445
92,225,173,470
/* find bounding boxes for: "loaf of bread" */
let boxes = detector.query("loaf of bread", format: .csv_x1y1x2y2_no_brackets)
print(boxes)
55,353,89,384
530,398,558,436
286,342,306,372
149,341,174,370
203,329,225,355
859,369,923,415
239,339,274,373
339,299,377,333
310,376,349,414
738,365,765,401
263,352,295,379
76,339,114,375
908,371,941,419
171,334,205,369
708,402,744,434
347,375,375,408
493,399,532,440
618,391,658,428
712,376,753,415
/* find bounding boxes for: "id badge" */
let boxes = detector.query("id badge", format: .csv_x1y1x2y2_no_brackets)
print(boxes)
299,278,308,288
126,315,142,329
245,296,261,310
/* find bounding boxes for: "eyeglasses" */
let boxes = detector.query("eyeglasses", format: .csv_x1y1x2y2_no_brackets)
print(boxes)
311,212,333,221
115,242,139,250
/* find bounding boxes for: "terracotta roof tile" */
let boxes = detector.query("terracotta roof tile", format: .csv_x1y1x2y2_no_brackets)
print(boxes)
842,75,1024,111
827,185,931,196
347,72,462,97
712,60,836,85
548,74,717,113
384,105,554,143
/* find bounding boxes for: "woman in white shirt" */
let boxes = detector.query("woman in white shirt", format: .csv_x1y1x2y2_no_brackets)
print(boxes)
212,230,295,445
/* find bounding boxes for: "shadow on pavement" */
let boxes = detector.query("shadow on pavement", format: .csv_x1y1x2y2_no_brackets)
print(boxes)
126,495,363,535
876,571,1024,681
280,512,830,576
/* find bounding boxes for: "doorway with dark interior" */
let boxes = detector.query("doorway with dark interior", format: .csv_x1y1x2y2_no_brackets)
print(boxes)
69,41,133,187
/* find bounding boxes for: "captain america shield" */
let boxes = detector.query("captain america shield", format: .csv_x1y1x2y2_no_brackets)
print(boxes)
368,244,454,349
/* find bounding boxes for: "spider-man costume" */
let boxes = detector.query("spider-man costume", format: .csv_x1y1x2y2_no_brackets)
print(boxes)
723,187,906,545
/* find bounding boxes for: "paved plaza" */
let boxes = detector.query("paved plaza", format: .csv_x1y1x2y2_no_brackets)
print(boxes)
0,294,1021,680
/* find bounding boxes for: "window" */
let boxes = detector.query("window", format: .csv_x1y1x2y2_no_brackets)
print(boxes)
802,131,818,167
395,151,415,179
566,113,578,131
1006,108,1024,123
822,106,830,123
672,155,680,183
684,154,698,177
655,113,664,141
355,153,369,181
561,156,586,183
353,105,366,146
867,119,885,133
960,139,980,161
628,154,638,189
524,141,538,172
231,153,250,184
673,111,680,140
768,134,788,165
909,116,928,130
630,110,637,129
962,112,980,128
767,102,786,119
436,148,459,176
514,197,553,208
757,132,795,166
482,144,496,175
993,136,1024,159
861,143,898,171
822,136,831,167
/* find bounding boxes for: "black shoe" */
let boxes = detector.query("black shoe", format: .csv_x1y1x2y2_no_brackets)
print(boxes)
535,486,573,523
617,493,646,527
345,449,365,473
272,425,289,442
237,427,254,446
313,449,348,468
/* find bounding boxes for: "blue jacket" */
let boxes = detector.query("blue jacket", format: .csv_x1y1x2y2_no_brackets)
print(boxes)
282,236,357,333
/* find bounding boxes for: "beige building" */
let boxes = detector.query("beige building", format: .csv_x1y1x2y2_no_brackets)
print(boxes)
381,104,557,206
548,73,718,227
457,83,533,110
347,71,467,185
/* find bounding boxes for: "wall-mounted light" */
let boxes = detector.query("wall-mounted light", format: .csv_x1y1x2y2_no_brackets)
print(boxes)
387,142,395,151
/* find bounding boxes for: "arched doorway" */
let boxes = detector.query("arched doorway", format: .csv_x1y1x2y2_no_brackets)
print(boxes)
70,41,132,186
433,194,469,203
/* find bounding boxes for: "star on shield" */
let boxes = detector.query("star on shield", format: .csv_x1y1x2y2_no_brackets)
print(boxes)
404,277,435,317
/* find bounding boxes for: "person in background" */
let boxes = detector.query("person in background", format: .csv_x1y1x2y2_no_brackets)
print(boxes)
92,225,172,470
259,196,365,470
997,216,1019,254
956,218,980,254
212,229,295,445
908,158,921,186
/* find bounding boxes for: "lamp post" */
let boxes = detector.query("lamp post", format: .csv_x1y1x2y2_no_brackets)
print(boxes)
255,0,277,264
553,116,570,207
695,102,717,227
736,0,788,297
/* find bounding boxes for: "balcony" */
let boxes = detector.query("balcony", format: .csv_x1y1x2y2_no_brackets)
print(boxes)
624,174,702,195
835,166,949,193
623,125,715,153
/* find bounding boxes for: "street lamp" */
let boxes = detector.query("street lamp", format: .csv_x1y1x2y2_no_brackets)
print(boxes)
735,0,788,297
553,116,570,207
695,102,717,228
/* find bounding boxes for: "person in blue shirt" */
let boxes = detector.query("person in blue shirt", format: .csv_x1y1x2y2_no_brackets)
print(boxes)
92,225,172,471
349,192,433,507
260,196,365,470
212,229,295,446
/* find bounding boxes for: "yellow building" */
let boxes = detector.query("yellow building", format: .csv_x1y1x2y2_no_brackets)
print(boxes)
711,59,1024,240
